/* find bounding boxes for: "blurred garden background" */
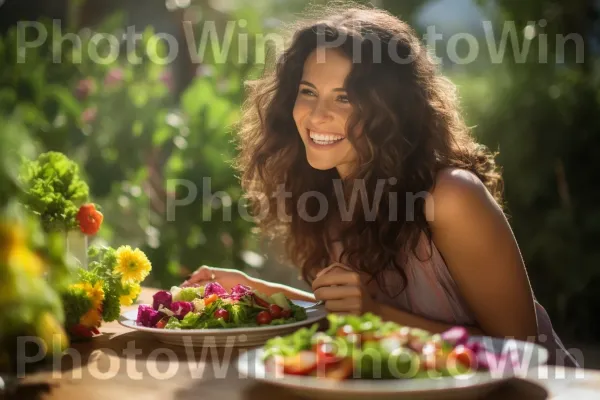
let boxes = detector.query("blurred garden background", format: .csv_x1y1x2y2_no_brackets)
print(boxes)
1,0,599,360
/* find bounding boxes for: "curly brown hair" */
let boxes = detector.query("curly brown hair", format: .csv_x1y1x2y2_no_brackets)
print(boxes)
234,4,503,296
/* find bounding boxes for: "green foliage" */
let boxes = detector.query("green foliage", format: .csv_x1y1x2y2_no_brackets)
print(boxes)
0,118,37,208
0,114,75,369
0,3,261,289
2,0,596,342
60,245,135,327
457,0,600,339
61,286,92,327
19,152,90,232
100,283,122,322
85,246,123,322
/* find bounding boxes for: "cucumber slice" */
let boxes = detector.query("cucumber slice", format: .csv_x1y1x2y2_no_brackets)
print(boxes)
254,290,272,305
270,292,291,310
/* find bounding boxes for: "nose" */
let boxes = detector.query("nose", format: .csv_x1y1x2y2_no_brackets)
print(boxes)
307,98,333,124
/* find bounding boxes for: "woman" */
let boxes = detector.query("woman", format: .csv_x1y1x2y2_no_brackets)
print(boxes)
183,5,579,367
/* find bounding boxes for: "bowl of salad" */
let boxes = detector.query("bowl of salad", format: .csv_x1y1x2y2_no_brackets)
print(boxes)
118,282,327,347
236,313,548,399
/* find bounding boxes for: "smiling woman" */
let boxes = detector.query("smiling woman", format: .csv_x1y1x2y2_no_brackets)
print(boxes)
293,48,357,177
182,4,581,368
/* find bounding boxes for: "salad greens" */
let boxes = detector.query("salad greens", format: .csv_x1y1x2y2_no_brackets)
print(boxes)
136,282,307,329
263,313,519,380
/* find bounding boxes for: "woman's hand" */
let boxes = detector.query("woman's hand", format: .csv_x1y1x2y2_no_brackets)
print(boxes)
311,265,377,315
181,265,253,291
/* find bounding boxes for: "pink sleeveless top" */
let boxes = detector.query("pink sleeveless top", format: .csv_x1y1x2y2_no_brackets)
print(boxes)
329,234,579,367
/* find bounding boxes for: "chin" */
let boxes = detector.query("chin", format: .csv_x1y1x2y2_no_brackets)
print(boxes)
306,157,337,171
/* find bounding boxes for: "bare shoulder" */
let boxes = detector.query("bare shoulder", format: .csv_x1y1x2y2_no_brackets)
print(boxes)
424,167,501,224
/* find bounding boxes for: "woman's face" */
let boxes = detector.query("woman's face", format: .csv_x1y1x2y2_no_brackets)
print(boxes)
293,48,358,178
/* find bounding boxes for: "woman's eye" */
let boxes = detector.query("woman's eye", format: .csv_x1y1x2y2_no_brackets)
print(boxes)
299,88,316,96
337,95,350,104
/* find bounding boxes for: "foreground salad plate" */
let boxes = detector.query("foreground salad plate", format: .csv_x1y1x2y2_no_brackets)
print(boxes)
118,300,328,347
237,339,548,400
236,313,549,400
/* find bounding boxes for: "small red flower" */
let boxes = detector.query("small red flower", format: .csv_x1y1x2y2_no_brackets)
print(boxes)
81,107,97,124
70,324,94,338
76,203,104,235
104,68,124,87
75,78,95,100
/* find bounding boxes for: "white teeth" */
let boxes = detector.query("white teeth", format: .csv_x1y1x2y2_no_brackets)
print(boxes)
308,130,344,145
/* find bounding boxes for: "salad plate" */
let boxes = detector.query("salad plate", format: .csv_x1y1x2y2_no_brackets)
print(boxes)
118,282,327,347
236,314,549,400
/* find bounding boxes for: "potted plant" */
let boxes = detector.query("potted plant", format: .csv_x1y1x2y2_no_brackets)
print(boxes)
61,244,151,339
19,151,103,269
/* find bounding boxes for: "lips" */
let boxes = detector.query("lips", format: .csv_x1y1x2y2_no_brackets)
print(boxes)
308,129,345,146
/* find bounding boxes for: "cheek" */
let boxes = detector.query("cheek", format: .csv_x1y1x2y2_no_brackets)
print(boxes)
343,140,359,161
292,98,310,125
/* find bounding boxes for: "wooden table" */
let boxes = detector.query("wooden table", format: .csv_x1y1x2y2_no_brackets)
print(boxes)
9,288,600,399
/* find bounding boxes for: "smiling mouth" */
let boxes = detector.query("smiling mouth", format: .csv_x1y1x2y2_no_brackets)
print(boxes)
308,130,345,146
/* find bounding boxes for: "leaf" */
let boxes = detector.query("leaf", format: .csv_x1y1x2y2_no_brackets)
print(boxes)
152,126,173,147
46,85,82,119
181,79,215,116
132,120,144,137
129,84,149,108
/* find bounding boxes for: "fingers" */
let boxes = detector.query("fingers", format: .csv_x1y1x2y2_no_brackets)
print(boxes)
324,298,362,314
313,277,364,314
315,263,352,279
312,268,361,291
314,285,361,301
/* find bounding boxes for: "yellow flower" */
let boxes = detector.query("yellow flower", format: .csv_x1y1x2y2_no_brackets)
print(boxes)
6,245,44,277
0,222,26,249
114,246,151,284
72,281,105,310
79,308,102,328
36,311,69,355
0,222,44,277
119,282,141,306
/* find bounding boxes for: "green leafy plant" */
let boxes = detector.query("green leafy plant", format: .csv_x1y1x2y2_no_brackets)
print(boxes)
19,151,90,232
0,116,74,373
60,244,150,338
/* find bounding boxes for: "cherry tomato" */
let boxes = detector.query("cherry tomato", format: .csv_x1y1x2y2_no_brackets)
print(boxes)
214,308,230,322
316,342,341,366
322,357,353,380
252,293,271,308
283,351,318,375
281,308,292,319
256,310,272,325
268,304,283,319
336,324,354,337
155,318,168,329
448,345,476,371
204,293,218,306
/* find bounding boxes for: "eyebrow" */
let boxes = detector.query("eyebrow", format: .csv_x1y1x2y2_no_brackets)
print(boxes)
299,80,346,92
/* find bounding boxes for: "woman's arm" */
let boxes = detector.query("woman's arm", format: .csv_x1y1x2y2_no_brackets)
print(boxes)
182,265,316,302
422,168,538,342
375,301,484,335
247,275,316,302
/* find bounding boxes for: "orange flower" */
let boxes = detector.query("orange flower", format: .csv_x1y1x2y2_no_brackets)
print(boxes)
72,281,105,310
76,203,103,235
79,308,102,328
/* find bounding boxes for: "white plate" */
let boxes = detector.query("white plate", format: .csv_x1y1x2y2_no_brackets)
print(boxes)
118,300,327,347
236,336,549,400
